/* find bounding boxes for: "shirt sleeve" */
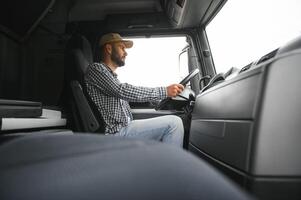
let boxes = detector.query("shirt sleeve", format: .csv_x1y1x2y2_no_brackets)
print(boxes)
85,63,168,102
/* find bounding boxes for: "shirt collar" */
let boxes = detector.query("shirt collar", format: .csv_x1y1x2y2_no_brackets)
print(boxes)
100,62,118,78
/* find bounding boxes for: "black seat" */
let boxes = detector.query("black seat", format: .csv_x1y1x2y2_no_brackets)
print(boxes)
64,35,104,133
70,80,100,132
0,133,253,200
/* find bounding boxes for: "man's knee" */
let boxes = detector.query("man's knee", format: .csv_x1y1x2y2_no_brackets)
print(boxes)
166,115,183,129
165,115,184,146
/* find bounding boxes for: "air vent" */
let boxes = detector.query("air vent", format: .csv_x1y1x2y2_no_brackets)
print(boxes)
257,48,278,64
239,62,253,73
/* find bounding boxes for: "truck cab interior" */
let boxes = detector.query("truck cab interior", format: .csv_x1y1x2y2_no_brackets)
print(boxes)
1,0,301,199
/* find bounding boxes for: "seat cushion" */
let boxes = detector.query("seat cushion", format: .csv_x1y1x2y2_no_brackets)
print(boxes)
0,134,252,200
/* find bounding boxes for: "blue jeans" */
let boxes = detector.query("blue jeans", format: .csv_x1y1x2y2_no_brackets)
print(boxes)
115,115,184,147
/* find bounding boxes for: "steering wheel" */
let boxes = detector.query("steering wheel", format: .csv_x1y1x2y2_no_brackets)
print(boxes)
155,68,199,110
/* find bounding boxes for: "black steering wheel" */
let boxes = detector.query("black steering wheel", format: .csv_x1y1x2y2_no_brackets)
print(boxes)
155,68,199,110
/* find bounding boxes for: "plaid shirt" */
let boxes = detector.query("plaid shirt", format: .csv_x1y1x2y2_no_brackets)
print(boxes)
85,62,167,134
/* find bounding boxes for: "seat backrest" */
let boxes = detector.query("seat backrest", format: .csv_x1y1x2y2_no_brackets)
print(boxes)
70,80,101,132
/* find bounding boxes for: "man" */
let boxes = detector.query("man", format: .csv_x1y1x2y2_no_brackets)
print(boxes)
85,33,185,147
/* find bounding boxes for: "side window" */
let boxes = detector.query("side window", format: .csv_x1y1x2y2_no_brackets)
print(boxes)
117,36,188,87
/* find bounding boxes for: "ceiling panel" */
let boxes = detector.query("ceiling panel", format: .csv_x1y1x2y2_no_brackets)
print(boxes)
69,0,162,21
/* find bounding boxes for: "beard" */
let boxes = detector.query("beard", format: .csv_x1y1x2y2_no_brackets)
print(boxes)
111,46,125,67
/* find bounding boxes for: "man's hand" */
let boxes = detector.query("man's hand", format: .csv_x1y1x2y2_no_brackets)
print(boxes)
167,84,184,97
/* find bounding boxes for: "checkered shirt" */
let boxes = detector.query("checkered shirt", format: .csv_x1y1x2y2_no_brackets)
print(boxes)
84,62,167,134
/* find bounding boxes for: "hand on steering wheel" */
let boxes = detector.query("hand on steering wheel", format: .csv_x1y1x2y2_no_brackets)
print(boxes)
167,84,184,97
155,68,200,110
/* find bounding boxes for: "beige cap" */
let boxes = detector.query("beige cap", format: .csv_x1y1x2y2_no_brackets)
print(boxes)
99,33,133,48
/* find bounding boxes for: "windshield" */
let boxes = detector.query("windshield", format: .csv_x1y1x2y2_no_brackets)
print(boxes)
206,0,301,74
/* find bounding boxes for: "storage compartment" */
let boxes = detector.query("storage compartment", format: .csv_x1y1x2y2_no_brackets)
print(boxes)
190,120,252,171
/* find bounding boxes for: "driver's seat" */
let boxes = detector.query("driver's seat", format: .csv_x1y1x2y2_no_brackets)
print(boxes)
64,35,105,133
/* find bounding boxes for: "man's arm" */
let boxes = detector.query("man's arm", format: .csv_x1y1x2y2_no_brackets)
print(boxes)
86,63,183,102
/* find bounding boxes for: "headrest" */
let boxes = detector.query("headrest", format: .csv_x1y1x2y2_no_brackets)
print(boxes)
67,35,93,63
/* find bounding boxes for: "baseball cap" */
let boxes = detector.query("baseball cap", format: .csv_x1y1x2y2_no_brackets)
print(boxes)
99,33,133,48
